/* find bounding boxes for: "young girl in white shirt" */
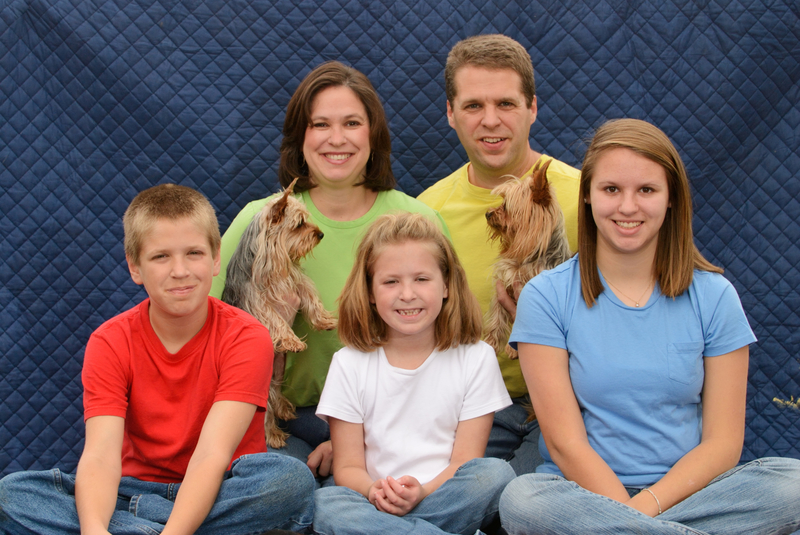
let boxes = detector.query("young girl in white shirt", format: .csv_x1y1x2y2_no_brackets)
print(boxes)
313,212,514,535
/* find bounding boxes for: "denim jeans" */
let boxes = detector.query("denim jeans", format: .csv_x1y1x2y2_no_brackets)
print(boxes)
274,405,335,489
500,457,800,535
0,452,315,535
485,396,543,476
313,457,515,535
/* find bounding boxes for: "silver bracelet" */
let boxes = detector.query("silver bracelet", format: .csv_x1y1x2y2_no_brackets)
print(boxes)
643,487,662,515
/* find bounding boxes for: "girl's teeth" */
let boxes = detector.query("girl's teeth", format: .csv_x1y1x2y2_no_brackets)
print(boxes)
616,221,641,228
398,309,421,316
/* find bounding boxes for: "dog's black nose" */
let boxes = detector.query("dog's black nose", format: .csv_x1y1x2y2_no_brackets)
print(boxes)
317,231,324,240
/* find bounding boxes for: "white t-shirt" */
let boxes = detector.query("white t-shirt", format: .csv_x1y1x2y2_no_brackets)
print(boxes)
317,342,511,485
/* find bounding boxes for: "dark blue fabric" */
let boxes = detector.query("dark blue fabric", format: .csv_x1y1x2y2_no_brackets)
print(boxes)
2,0,798,475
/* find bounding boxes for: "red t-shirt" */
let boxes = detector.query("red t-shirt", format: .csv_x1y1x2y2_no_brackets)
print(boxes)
82,297,271,483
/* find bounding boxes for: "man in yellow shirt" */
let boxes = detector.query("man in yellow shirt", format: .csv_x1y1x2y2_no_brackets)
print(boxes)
418,34,580,476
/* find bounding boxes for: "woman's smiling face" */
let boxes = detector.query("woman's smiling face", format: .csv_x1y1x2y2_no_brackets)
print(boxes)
302,85,371,191
589,147,670,262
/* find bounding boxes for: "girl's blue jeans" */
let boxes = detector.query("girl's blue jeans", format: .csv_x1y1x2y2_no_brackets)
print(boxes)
313,457,515,535
500,456,800,534
0,452,315,534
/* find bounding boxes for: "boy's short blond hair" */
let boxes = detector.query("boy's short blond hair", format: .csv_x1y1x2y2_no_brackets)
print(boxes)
445,34,536,107
124,184,220,265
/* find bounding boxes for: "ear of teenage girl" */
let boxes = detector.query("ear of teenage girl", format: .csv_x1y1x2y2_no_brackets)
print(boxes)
313,212,515,535
499,119,800,535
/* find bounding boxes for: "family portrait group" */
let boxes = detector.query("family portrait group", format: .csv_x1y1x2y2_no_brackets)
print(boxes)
1,2,799,534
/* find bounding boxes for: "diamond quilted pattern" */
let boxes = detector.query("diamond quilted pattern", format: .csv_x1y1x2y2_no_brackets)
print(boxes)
1,0,798,476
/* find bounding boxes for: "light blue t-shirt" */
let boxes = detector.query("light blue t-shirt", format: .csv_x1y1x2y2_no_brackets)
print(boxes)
510,256,756,487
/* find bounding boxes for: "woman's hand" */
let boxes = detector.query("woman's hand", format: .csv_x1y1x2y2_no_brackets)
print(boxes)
307,440,334,477
276,292,301,324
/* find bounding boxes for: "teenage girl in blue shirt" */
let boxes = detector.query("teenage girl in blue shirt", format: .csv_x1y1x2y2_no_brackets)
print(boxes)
501,119,800,534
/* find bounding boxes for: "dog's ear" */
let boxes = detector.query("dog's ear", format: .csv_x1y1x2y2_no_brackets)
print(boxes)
529,159,552,205
269,192,290,225
269,177,301,225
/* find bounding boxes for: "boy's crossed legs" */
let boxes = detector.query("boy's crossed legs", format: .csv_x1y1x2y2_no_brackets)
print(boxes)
0,453,313,535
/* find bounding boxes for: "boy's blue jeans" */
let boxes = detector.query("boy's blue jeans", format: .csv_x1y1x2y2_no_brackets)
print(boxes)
313,457,515,535
0,452,314,534
500,456,800,535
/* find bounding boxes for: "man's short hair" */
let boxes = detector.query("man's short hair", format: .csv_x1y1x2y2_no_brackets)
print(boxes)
445,34,536,107
124,184,220,265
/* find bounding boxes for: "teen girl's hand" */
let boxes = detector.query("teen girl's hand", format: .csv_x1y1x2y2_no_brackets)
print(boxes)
371,475,426,516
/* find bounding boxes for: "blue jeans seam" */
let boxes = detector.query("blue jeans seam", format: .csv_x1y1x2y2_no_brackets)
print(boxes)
129,493,140,516
167,482,178,501
51,468,64,494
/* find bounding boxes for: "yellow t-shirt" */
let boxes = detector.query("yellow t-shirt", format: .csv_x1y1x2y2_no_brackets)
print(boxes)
418,156,580,398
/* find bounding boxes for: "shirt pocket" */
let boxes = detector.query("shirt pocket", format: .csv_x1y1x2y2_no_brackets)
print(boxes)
667,342,704,385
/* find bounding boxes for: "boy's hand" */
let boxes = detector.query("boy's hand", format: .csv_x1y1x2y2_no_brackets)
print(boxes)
372,475,425,516
307,440,333,477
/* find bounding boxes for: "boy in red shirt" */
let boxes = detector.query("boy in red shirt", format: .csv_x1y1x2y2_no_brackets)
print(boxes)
0,184,314,534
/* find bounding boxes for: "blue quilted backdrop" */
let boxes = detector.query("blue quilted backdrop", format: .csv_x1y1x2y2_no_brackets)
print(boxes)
1,0,798,476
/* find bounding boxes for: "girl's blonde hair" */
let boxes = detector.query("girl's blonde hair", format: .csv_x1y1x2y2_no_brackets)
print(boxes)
338,212,482,352
578,118,722,307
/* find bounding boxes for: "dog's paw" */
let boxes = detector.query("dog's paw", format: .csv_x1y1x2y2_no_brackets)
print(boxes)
314,315,337,331
505,344,519,360
275,337,307,353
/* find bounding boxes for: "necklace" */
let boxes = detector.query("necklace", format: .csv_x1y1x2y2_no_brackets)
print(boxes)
601,272,653,308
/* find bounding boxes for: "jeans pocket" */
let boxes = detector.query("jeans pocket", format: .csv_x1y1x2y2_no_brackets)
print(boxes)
667,342,704,385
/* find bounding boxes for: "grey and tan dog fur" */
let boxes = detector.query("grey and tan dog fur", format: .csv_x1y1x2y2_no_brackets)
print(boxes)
484,160,572,360
222,178,336,448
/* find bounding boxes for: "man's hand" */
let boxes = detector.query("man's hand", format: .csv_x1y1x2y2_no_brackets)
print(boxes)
496,280,523,320
307,440,333,477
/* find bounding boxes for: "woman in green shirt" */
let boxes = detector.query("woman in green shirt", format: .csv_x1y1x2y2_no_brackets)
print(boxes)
210,61,446,481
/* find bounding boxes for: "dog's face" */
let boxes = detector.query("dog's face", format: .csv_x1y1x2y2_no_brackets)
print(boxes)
485,160,561,259
260,193,324,262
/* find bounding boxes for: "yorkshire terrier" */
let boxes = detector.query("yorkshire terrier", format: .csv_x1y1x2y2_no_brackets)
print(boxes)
222,178,337,448
484,159,572,360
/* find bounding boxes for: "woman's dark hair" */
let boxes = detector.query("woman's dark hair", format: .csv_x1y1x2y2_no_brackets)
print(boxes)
278,61,395,192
